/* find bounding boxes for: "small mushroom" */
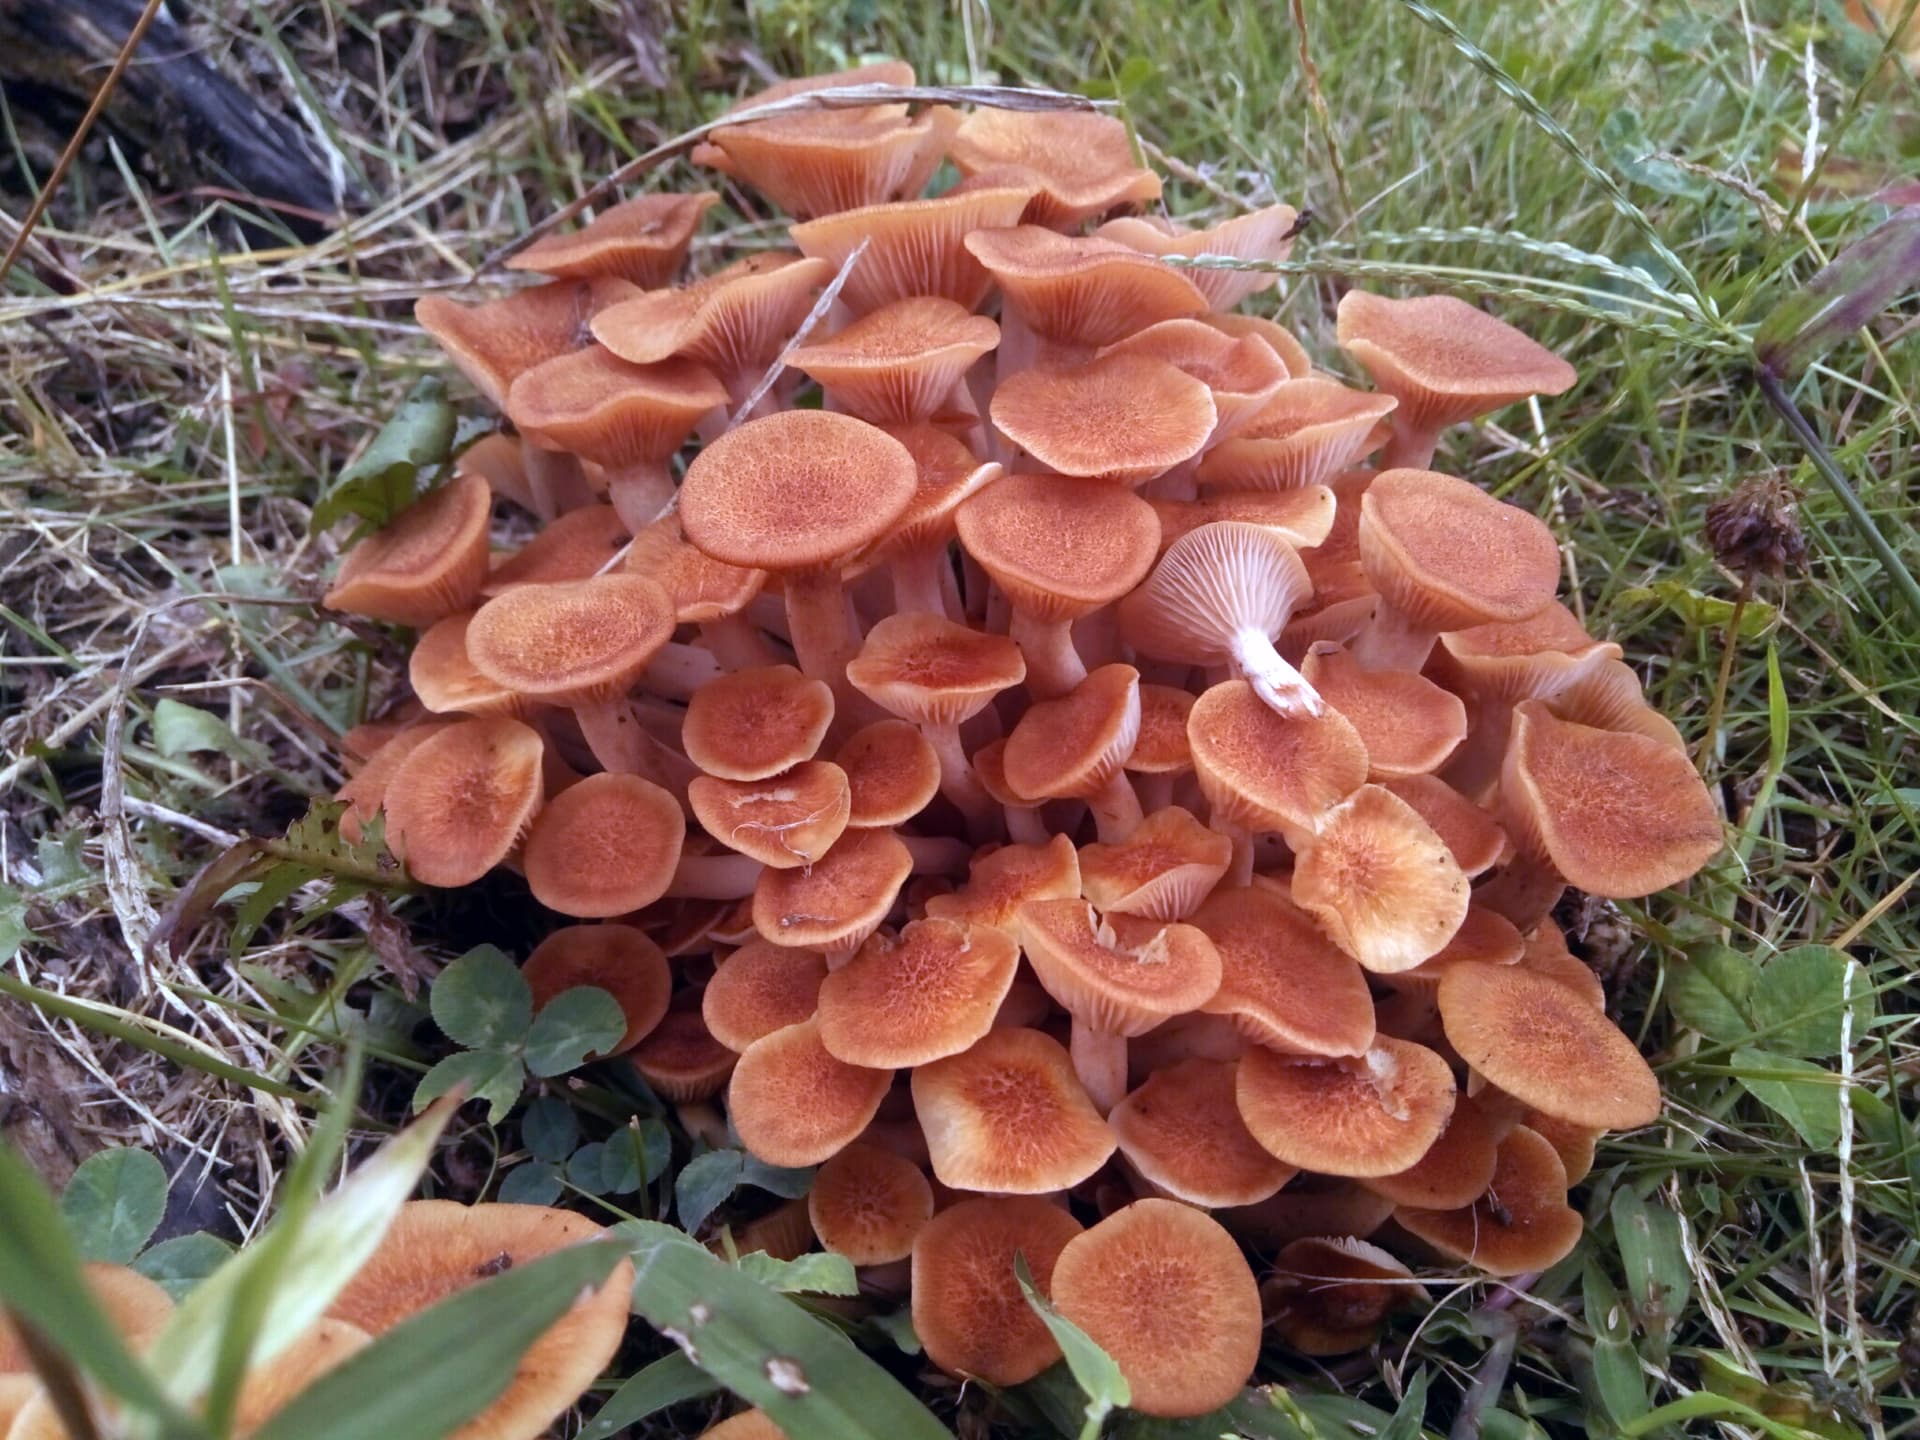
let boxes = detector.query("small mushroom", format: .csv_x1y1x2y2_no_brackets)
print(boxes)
808,1141,935,1272
989,354,1216,485
948,109,1161,230
1301,643,1468,778
834,720,942,829
1001,664,1146,841
523,924,671,1055
1265,1236,1416,1356
323,470,494,627
910,1196,1084,1386
1077,805,1233,920
1195,378,1397,492
1393,1125,1584,1276
384,717,547,887
507,191,718,288
816,917,1019,1067
1235,1035,1457,1177
521,772,685,917
682,665,836,782
727,1016,894,1167
1111,1057,1296,1207
687,761,853,870
787,297,999,425
702,940,829,1053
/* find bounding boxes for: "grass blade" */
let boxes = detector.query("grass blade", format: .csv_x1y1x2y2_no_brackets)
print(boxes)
579,1353,720,1440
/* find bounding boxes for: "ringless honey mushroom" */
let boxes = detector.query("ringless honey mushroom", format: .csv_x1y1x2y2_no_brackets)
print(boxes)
317,59,1736,1414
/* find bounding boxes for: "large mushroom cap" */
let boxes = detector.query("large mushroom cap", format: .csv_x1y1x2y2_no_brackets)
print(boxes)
682,665,835,781
834,720,941,827
1303,644,1468,778
1359,1090,1501,1209
702,939,828,1052
955,473,1160,622
1501,700,1722,896
385,717,546,887
911,1027,1116,1192
1394,1124,1584,1276
846,613,1027,726
788,183,1037,313
324,470,494,627
817,917,1019,1067
808,1141,934,1267
522,772,684,917
1190,884,1376,1058
1126,683,1197,777
327,1199,632,1440
990,355,1216,485
1336,291,1577,433
485,504,631,595
700,103,958,221
1235,1036,1457,1177
752,827,913,951
1438,960,1660,1129
962,227,1207,348
948,110,1161,229
1002,664,1142,802
910,1196,1084,1386
727,1016,893,1167
505,348,727,469
786,297,999,424
466,574,675,707
679,411,918,572
1187,679,1368,833
1050,1199,1261,1418
688,761,852,870
1017,899,1222,1038
524,924,671,1054
1111,1057,1296,1207
1097,318,1291,436
1358,469,1562,632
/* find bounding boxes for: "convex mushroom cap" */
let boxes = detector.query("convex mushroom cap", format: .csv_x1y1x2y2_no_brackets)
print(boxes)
1394,1124,1584,1276
1111,1057,1296,1207
1235,1035,1457,1177
324,470,493,627
727,1016,893,1167
507,192,718,287
524,924,671,1054
948,109,1161,229
911,1196,1084,1386
466,574,675,707
808,1141,934,1267
989,354,1215,485
816,917,1019,1067
522,772,684,917
385,717,546,887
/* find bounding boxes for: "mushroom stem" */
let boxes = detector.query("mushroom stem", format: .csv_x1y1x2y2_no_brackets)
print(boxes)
522,445,597,521
1088,771,1145,843
1229,627,1325,718
784,568,867,709
698,614,784,671
1134,771,1175,812
573,699,697,803
1070,1023,1128,1116
1005,805,1049,845
606,460,677,531
1347,599,1436,673
922,721,1002,840
899,833,973,875
667,852,763,899
891,544,954,616
1010,611,1088,700
643,641,726,701
675,1101,731,1150
1380,420,1444,473
1221,821,1256,888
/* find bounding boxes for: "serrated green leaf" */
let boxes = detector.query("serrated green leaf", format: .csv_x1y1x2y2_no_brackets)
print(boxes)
132,1234,237,1301
579,1352,719,1440
311,376,457,534
1750,946,1875,1058
432,946,532,1049
736,1250,859,1296
61,1148,168,1264
414,1049,525,1125
251,1240,625,1440
1733,1047,1843,1149
622,1220,954,1440
497,1162,564,1206
523,985,626,1076
675,1150,743,1232
1667,944,1756,1044
1016,1252,1129,1440
152,699,266,764
740,1155,815,1199
1610,1189,1689,1363
0,882,40,961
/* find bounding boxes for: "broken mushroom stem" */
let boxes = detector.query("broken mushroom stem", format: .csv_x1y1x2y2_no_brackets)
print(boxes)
1229,627,1325,718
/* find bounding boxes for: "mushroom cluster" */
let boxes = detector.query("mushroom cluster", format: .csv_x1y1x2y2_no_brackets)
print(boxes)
325,64,1723,1416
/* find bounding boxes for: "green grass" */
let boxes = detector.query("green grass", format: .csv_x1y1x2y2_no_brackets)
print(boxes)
2,0,1918,1436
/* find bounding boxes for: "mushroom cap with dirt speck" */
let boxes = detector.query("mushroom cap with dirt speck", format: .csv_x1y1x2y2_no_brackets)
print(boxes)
1077,805,1233,920
687,762,852,870
955,472,1160,622
522,772,684,918
1358,469,1562,632
788,182,1037,313
807,1140,935,1266
816,917,1019,1068
1050,1198,1261,1418
1394,1124,1584,1276
465,574,675,707
845,613,1027,727
1002,664,1141,803
1187,679,1368,833
1111,1057,1296,1207
1017,899,1223,1038
728,1015,893,1168
682,665,835,782
507,191,718,288
990,354,1216,485
834,720,941,827
702,939,828,1052
1235,1035,1457,1177
1190,883,1376,1058
324,470,494,627
327,1199,633,1440
962,227,1207,347
910,1195,1084,1386
923,834,1081,936
524,923,671,1055
1265,1236,1415,1356
384,716,546,887
751,826,913,952
1438,960,1660,1129
949,109,1161,228
786,297,999,424
910,1026,1116,1193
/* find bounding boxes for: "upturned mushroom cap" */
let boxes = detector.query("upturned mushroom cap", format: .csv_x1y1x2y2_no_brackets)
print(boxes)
834,720,941,827
923,833,1081,935
465,574,675,707
484,504,631,595
1291,783,1471,973
688,762,852,870
1096,319,1291,437
1196,379,1397,491
1301,644,1468,778
1149,487,1338,555
1358,469,1562,631
628,1001,738,1099
910,1196,1084,1386
845,613,1027,726
786,298,999,424
1500,700,1722,897
1335,291,1577,434
1017,899,1223,1037
788,183,1037,312
1394,1124,1583,1276
700,104,959,220
1359,1091,1501,1209
1186,679,1369,833
590,254,831,386
1435,599,1621,702
1438,961,1660,1129
962,227,1207,348
1111,1058,1296,1207
856,426,1002,564
385,717,546,886
728,1016,894,1167
949,109,1161,228
1077,806,1233,920
324,471,493,627
506,347,727,471
408,613,524,718
1002,664,1141,802
622,515,766,625
1516,920,1606,1007
1190,884,1376,1058
1265,1236,1415,1356
808,1141,935,1266
507,192,718,287
910,1026,1116,1192
1126,684,1196,776
1050,1199,1261,1419
752,827,913,951
989,355,1216,485
1380,904,1527,992
524,924,671,1054
1097,202,1300,309
683,666,835,781
327,1199,633,1440
1379,774,1511,877
702,940,827,1052
955,473,1160,622
679,411,918,573
416,277,639,409
816,917,1019,1067
1236,1036,1457,1177
523,772,685,917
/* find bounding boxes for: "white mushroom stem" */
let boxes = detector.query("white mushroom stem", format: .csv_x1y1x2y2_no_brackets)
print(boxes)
890,544,955,617
698,615,783,671
668,852,763,899
1010,611,1088,700
522,445,597,521
1070,1025,1128,1116
1347,598,1438,672
1004,803,1048,845
921,720,1001,839
574,700,697,804
1087,771,1144,843
898,833,973,875
1219,819,1256,888
643,641,726,701
605,460,677,532
675,1101,731,1150
1133,770,1176,813
1229,627,1325,718
1379,418,1444,473
783,569,882,731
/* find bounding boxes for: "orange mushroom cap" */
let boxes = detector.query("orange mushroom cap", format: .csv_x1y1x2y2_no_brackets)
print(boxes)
989,354,1216,485
627,1001,738,1100
623,512,767,623
408,612,525,718
1265,1236,1416,1356
415,277,639,410
808,1141,934,1267
1111,1057,1296,1207
1,1263,172,1373
1196,378,1396,492
1516,920,1606,1007
1357,468,1562,633
524,924,671,1055
1077,806,1233,920
923,833,1081,936
948,109,1162,229
484,504,631,596
700,105,958,220
702,939,828,1052
786,298,999,424
1190,883,1376,1058
465,574,675,707
1096,318,1291,438
816,917,1019,1067
788,183,1037,313
1360,1091,1501,1209
1302,643,1468,778
520,772,684,918
505,347,727,469
910,1196,1084,1386
687,761,852,870
590,254,831,391
728,1016,894,1168
751,827,913,952
1235,1035,1457,1177
845,613,1026,727
1017,899,1223,1038
682,666,835,782
956,472,1161,622
1186,679,1368,833
1096,203,1299,309
1393,1124,1584,1276
1379,774,1511,878
834,720,941,827
1207,311,1313,379
385,716,546,887
1149,487,1338,556
1001,663,1141,803
962,227,1208,348
324,470,493,627
1126,684,1196,776
336,718,456,843
507,191,718,288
